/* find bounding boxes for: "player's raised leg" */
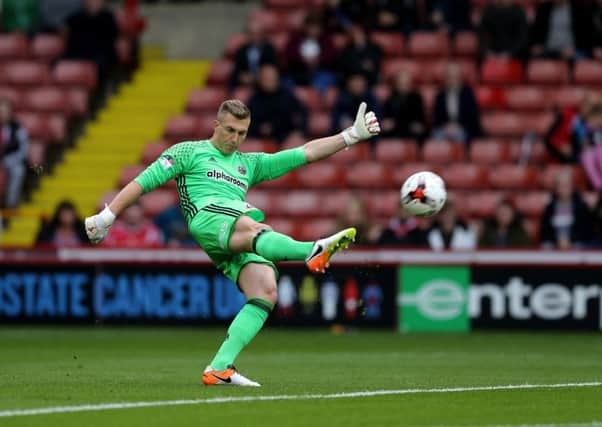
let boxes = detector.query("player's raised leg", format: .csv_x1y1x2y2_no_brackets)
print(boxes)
202,262,276,387
228,215,356,273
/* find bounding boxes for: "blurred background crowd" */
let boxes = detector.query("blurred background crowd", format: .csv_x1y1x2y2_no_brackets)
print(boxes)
1,0,602,251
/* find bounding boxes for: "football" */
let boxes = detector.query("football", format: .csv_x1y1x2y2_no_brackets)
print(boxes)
400,171,447,217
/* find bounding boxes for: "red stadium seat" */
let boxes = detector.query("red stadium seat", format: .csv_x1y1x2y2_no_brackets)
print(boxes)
239,139,278,153
371,32,405,57
508,139,550,164
330,143,370,163
382,59,421,83
505,86,547,111
66,88,89,116
297,163,344,188
225,33,248,58
540,164,588,191
489,165,539,189
231,86,252,103
266,217,298,237
187,87,227,113
0,33,29,59
28,142,46,166
294,87,321,111
408,32,449,57
53,61,97,90
1,61,50,86
48,114,66,142
574,60,602,85
16,112,65,143
140,189,178,217
308,112,330,137
246,190,273,213
481,58,524,85
0,167,6,199
164,115,200,140
298,218,337,241
526,60,569,85
513,191,550,218
279,191,321,216
453,31,478,57
119,165,146,187
375,139,419,163
206,60,233,85
0,86,24,110
482,112,526,137
365,190,400,218
529,112,554,135
392,163,442,187
469,139,512,165
24,87,69,115
142,140,170,165
345,161,392,188
550,87,585,110
318,190,352,216
442,163,490,189
475,86,506,109
466,191,504,218
256,171,298,189
323,86,338,110
422,139,465,164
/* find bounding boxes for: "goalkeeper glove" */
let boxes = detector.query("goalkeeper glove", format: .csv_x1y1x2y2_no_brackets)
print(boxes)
84,204,116,244
341,101,381,147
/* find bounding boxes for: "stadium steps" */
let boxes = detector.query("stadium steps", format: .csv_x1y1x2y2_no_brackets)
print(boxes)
2,59,209,247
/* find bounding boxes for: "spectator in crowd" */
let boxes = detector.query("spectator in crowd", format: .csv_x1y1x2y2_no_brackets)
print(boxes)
530,0,593,60
425,0,473,35
426,201,476,250
322,0,371,29
334,196,381,245
378,203,429,246
63,0,118,82
478,0,529,61
371,0,420,34
247,64,308,143
478,198,532,248
381,69,427,143
1,0,40,34
101,201,163,248
228,20,277,90
154,204,196,247
0,98,29,209
589,193,602,247
39,0,82,32
543,91,598,164
338,24,383,87
36,200,88,247
284,11,338,92
539,169,593,249
331,74,381,137
432,63,481,144
577,104,602,190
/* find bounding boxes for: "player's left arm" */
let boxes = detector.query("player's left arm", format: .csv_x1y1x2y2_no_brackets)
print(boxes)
303,102,380,163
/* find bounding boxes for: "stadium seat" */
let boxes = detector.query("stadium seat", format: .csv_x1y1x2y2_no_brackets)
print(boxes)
308,112,330,137
365,190,400,218
16,112,65,144
513,191,550,218
469,139,512,165
279,190,321,216
119,165,146,187
239,139,278,153
187,87,227,113
0,86,24,110
550,87,585,109
24,87,69,115
529,112,554,135
330,143,370,163
256,171,298,189
318,190,352,216
453,31,478,57
1,61,50,86
375,139,419,163
140,189,178,217
475,86,507,109
28,142,46,166
540,164,588,191
466,191,504,218
505,86,547,111
248,9,280,33
297,163,344,188
323,86,338,110
508,138,550,164
371,32,405,57
573,60,602,86
66,88,89,116
231,86,252,103
381,58,421,83
0,167,6,199
431,60,478,85
422,139,465,164
344,161,392,188
225,33,248,58
392,163,442,187
489,165,539,189
245,190,273,213
526,60,569,85
142,140,170,165
480,58,524,85
294,87,322,111
298,218,337,241
53,61,97,90
482,112,526,137
206,60,233,85
442,163,489,189
407,32,449,57
266,217,298,237
164,115,200,140
0,33,29,59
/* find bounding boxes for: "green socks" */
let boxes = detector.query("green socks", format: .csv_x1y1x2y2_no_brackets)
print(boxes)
210,298,274,370
253,229,313,261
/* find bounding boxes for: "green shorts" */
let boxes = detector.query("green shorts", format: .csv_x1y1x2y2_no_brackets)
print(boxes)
188,200,277,285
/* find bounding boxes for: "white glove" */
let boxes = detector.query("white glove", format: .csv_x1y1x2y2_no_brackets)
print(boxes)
84,205,116,244
341,101,381,146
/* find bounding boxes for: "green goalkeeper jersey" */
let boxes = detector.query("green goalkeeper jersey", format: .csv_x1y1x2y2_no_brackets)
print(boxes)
134,140,307,223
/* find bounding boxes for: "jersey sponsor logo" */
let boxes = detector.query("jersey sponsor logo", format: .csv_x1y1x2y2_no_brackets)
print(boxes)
207,169,248,190
237,165,246,175
159,155,175,170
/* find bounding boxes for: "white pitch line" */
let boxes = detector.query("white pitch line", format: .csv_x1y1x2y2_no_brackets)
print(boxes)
0,381,600,418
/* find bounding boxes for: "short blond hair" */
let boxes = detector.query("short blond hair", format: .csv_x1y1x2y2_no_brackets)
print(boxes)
217,99,250,120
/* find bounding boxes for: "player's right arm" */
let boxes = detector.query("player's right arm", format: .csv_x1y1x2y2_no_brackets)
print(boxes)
85,143,192,244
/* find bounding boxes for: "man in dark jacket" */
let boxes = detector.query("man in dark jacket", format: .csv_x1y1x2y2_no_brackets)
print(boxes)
338,24,383,87
0,98,29,209
247,65,308,142
478,0,529,61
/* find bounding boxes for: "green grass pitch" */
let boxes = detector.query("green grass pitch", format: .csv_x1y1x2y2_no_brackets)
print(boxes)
1,327,601,426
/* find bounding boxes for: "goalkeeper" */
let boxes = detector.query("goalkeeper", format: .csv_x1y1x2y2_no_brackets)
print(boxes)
85,99,380,386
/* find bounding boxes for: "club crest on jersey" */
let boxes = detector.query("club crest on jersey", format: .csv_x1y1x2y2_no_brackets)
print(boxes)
238,165,247,175
159,155,175,170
